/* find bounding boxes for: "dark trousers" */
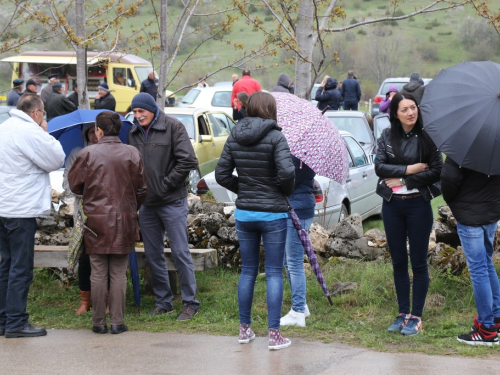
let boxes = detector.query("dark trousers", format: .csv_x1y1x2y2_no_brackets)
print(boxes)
382,196,433,317
139,198,199,310
89,254,129,326
343,100,359,111
78,252,91,291
0,217,37,332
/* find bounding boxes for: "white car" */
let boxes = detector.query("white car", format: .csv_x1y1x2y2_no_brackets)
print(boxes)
197,131,382,230
325,111,375,157
178,86,233,117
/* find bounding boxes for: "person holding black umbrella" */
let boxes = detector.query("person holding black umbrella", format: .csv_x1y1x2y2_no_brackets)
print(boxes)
68,112,147,335
375,93,443,336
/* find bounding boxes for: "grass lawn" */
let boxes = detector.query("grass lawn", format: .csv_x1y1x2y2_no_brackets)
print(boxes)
28,251,500,357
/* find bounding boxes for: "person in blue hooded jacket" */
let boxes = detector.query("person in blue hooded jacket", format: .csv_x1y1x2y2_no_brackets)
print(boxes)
315,76,340,111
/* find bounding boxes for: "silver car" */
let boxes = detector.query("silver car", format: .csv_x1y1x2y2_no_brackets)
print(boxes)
197,131,382,230
178,87,233,118
325,111,375,157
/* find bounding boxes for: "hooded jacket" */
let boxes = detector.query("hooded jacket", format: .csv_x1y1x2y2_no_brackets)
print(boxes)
272,74,293,93
375,127,442,202
441,157,500,226
0,109,65,218
315,78,340,111
379,84,399,115
215,117,295,212
400,81,425,105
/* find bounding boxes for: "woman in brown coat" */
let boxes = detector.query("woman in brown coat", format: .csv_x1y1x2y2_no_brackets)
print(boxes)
69,111,147,334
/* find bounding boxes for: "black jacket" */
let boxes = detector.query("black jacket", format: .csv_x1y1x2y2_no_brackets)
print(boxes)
441,157,500,226
94,92,116,111
315,78,340,111
140,78,158,100
67,92,79,109
127,110,198,206
375,127,442,202
215,117,295,212
46,91,77,121
340,77,361,103
400,82,425,105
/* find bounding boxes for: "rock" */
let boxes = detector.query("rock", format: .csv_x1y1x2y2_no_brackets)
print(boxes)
51,189,60,204
187,225,210,243
429,229,436,243
187,193,201,209
201,212,227,235
36,208,66,233
438,205,456,226
333,214,363,239
217,226,239,243
493,222,500,252
187,214,206,226
325,237,383,260
433,219,460,248
223,206,236,217
428,243,467,276
330,281,359,297
202,201,225,214
47,228,72,246
425,293,446,308
309,222,329,254
227,214,235,227
364,228,387,248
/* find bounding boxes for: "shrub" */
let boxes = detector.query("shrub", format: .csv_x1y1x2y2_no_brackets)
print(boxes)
264,16,273,22
408,17,415,22
437,31,452,36
417,42,440,62
429,36,436,43
425,24,433,30
350,18,358,25
358,29,367,35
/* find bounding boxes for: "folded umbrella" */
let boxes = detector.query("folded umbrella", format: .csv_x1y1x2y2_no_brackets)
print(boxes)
129,250,141,313
286,197,333,306
272,93,349,184
420,61,500,175
48,109,133,162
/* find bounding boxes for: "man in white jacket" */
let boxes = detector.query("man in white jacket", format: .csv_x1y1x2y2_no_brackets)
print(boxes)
0,94,65,338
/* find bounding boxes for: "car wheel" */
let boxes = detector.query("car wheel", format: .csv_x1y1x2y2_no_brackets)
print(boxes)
339,203,349,222
187,168,201,194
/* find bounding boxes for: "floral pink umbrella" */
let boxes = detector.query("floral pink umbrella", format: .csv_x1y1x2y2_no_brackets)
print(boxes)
272,92,349,184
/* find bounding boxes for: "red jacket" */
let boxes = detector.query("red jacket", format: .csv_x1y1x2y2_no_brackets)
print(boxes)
231,75,262,109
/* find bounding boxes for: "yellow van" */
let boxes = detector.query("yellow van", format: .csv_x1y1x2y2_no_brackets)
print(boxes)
1,50,175,114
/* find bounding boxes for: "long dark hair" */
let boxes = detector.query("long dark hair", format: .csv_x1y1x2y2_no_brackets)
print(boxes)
389,93,436,161
246,92,277,121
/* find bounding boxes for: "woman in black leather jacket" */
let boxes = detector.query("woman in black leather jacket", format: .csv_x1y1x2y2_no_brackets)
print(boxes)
215,92,295,350
375,93,442,336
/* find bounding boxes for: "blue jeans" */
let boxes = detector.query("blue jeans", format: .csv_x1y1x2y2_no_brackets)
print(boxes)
0,217,38,332
284,217,313,313
456,221,500,328
236,218,287,330
382,196,433,317
140,198,199,310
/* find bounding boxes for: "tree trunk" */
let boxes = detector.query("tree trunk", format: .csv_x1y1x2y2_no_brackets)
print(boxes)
294,0,314,100
157,0,168,108
75,0,90,109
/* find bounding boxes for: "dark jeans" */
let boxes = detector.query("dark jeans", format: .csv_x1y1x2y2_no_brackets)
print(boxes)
235,218,287,330
382,196,433,317
0,217,38,332
343,100,359,111
139,198,199,310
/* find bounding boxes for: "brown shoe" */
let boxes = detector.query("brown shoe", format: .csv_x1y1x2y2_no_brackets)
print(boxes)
176,306,198,321
76,291,91,315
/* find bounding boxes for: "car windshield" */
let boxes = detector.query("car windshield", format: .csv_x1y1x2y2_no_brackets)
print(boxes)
165,114,195,139
379,82,408,95
211,91,232,107
181,89,201,104
374,116,391,139
327,116,372,144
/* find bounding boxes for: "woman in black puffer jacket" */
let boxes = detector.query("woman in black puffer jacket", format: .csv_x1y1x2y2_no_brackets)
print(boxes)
215,92,295,351
375,93,442,336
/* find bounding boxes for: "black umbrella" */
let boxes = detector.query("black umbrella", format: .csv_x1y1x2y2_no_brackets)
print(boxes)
420,61,500,175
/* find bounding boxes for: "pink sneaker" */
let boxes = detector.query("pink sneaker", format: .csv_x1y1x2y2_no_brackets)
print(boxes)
268,328,291,350
239,324,255,344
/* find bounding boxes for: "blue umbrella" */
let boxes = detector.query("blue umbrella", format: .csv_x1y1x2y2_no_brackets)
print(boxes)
48,109,133,163
129,250,141,313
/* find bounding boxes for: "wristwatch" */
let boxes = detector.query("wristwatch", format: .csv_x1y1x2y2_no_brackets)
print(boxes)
400,178,405,185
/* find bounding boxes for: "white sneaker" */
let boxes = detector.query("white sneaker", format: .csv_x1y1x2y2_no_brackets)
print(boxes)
280,309,306,327
304,304,310,318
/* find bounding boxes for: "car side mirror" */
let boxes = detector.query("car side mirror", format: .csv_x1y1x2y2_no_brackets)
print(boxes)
200,135,213,143
130,79,136,88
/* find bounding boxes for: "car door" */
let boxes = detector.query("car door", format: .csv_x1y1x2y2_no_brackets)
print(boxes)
195,113,216,177
206,113,231,162
343,136,378,218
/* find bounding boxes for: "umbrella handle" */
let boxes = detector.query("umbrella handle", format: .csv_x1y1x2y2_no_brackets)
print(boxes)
327,296,333,306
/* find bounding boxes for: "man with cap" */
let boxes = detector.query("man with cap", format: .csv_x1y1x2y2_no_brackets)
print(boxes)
127,93,200,321
67,83,79,109
24,79,39,95
94,82,116,111
7,79,24,106
46,81,76,122
41,73,60,106
400,73,425,105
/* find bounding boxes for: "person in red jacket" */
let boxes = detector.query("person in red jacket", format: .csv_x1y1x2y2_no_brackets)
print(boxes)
231,69,262,111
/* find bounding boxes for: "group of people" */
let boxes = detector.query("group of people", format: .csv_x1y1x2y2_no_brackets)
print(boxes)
379,72,427,115
375,92,500,346
314,70,361,112
1,67,499,351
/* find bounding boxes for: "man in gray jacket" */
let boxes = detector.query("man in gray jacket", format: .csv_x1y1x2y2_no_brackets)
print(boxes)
0,94,65,338
127,93,200,321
